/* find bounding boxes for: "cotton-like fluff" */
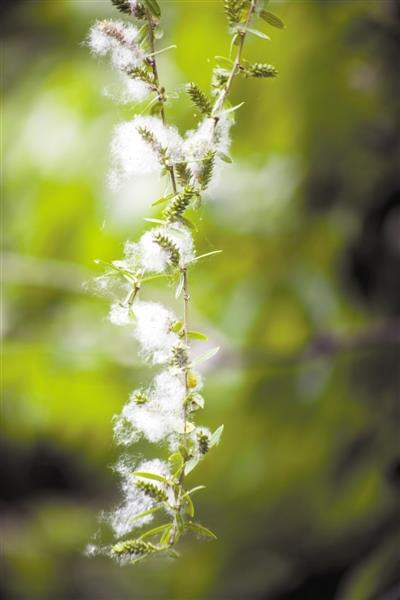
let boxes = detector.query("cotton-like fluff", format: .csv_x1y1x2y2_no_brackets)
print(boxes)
122,77,152,103
107,457,171,538
88,20,145,71
111,115,183,181
125,224,195,274
109,302,134,326
132,300,180,364
183,116,233,188
114,369,186,444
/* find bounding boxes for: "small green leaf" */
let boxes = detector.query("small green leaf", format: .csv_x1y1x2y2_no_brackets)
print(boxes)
175,273,185,299
152,193,174,207
133,471,169,485
246,27,270,40
144,217,165,225
185,494,195,517
170,320,183,333
167,548,180,559
183,485,206,499
260,10,285,29
143,0,161,18
218,152,233,163
188,330,208,341
190,250,222,263
160,524,172,545
184,454,201,476
209,424,224,448
139,523,171,541
128,504,162,523
186,522,217,540
192,346,220,366
168,452,184,477
216,101,245,117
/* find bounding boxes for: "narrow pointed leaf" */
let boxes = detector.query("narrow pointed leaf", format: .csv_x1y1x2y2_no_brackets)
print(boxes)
186,522,217,540
143,0,161,18
139,523,171,541
188,330,208,341
133,471,169,485
260,10,285,29
247,28,270,40
185,494,195,517
190,250,222,263
192,346,220,366
152,193,174,207
128,504,163,523
175,273,185,299
209,424,224,448
218,152,233,163
183,485,206,499
184,454,201,475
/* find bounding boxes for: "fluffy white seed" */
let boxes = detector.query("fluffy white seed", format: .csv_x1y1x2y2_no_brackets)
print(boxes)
111,115,183,181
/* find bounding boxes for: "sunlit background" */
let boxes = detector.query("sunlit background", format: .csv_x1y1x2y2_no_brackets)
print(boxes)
3,0,400,598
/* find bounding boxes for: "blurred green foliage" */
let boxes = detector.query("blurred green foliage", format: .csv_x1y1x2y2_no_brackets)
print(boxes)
3,1,400,599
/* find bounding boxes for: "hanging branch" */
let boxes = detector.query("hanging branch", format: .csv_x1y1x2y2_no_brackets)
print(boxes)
86,0,284,564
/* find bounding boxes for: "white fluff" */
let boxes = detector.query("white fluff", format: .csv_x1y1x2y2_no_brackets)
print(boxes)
126,224,195,274
109,303,133,326
183,115,232,188
122,77,152,103
88,20,145,71
132,300,180,364
113,369,186,445
107,457,171,537
111,115,183,181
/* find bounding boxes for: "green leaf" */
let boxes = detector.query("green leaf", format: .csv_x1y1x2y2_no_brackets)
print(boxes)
141,273,169,283
188,330,208,341
168,452,184,477
160,524,172,545
185,494,195,517
175,273,185,299
246,27,270,40
167,548,180,559
152,193,174,207
218,152,233,164
209,424,224,448
183,485,206,499
170,320,183,333
192,346,220,366
190,250,222,263
139,523,171,541
186,522,217,540
133,471,169,485
144,217,166,225
216,101,245,117
260,10,285,29
143,0,161,18
128,504,163,523
184,453,201,476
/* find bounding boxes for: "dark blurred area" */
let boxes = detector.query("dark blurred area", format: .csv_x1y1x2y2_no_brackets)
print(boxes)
2,0,400,598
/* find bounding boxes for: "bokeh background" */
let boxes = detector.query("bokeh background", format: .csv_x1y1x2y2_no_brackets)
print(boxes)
2,0,400,598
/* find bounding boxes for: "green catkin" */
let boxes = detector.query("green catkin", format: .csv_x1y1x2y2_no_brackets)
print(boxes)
223,0,248,26
175,162,192,187
112,539,156,557
152,232,181,267
186,82,212,116
138,127,169,166
164,186,196,222
197,432,210,455
127,66,156,86
244,63,279,78
135,480,168,503
171,345,190,369
197,151,215,190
